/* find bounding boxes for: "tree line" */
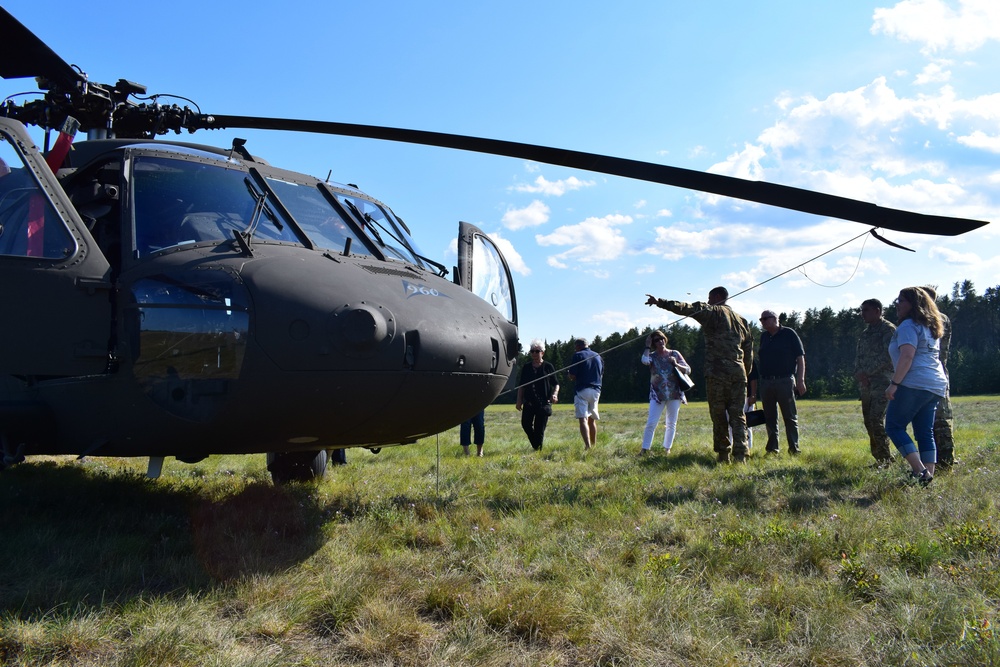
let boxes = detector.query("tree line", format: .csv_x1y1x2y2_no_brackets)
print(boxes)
497,280,1000,404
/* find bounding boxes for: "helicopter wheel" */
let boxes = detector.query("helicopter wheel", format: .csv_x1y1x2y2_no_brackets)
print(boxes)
266,450,328,484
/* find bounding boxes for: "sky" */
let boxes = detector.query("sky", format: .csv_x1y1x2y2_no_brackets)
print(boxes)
3,0,1000,344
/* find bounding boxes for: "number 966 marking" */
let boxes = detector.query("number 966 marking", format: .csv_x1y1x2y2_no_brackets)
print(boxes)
402,280,450,299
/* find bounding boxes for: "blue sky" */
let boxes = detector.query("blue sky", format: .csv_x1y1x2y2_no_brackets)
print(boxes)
4,0,999,344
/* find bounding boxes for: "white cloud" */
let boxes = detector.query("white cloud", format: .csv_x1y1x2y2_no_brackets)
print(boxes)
872,0,1000,54
914,61,952,84
536,214,633,267
509,175,595,196
694,75,1000,227
486,232,531,276
928,245,981,263
640,219,903,294
591,309,645,333
957,130,1000,153
501,200,550,230
655,209,673,218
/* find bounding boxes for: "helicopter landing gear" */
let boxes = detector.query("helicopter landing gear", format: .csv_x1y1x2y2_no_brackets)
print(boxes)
266,449,328,484
147,456,164,479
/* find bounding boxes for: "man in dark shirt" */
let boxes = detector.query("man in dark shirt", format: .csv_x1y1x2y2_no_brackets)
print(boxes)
755,310,806,455
568,337,604,450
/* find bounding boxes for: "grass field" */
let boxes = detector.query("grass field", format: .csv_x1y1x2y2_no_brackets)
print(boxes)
2,396,999,666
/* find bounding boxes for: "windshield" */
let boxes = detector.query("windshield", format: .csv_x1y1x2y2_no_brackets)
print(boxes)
131,155,303,256
264,177,373,258
334,192,427,268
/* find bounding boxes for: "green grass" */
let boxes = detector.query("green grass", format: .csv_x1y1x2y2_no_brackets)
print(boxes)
2,396,999,665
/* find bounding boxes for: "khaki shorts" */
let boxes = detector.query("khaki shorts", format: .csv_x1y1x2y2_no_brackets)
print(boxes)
574,387,601,420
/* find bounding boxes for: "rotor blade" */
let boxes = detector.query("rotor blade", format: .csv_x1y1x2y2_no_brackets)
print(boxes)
0,7,83,89
197,115,989,237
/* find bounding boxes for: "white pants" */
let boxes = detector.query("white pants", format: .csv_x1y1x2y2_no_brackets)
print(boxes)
642,399,681,451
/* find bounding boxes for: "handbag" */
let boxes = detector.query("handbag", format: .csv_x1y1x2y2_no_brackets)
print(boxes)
673,365,695,392
745,409,766,427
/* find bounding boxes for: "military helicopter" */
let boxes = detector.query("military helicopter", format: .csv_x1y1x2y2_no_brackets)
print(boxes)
0,8,988,484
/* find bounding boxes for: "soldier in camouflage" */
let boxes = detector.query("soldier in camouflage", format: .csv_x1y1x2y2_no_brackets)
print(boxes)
923,286,955,467
854,298,896,464
646,286,753,463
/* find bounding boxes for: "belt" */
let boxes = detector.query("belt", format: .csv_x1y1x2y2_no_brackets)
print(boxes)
760,375,792,380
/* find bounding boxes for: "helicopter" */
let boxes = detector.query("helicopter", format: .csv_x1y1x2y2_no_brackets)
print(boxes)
0,7,988,484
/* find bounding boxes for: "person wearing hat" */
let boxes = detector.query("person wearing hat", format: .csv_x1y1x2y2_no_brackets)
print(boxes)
568,337,603,450
756,309,807,455
854,298,896,464
645,287,753,463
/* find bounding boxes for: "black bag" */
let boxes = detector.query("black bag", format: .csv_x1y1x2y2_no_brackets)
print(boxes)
674,366,695,392
745,409,766,427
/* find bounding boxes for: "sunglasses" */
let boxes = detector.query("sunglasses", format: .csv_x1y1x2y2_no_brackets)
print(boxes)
529,349,543,354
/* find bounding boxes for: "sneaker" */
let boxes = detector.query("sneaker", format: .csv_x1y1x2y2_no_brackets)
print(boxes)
639,448,649,456
910,469,933,486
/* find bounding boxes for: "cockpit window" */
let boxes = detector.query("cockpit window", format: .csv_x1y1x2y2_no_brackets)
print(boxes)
131,155,302,256
334,193,427,268
0,132,75,259
264,177,373,258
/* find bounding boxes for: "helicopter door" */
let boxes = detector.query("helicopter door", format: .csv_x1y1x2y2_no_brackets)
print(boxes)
0,119,112,376
456,221,517,324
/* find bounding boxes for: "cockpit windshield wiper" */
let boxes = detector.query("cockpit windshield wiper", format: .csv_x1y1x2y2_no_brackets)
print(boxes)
342,199,382,244
237,177,283,255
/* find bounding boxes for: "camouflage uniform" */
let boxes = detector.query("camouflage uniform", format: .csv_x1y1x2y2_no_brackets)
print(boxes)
654,299,753,461
935,313,955,466
854,317,895,462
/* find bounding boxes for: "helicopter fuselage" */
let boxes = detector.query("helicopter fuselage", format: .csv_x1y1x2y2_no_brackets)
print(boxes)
0,119,519,463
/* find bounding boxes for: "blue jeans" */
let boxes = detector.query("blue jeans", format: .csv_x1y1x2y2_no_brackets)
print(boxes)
460,410,485,446
885,385,940,464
